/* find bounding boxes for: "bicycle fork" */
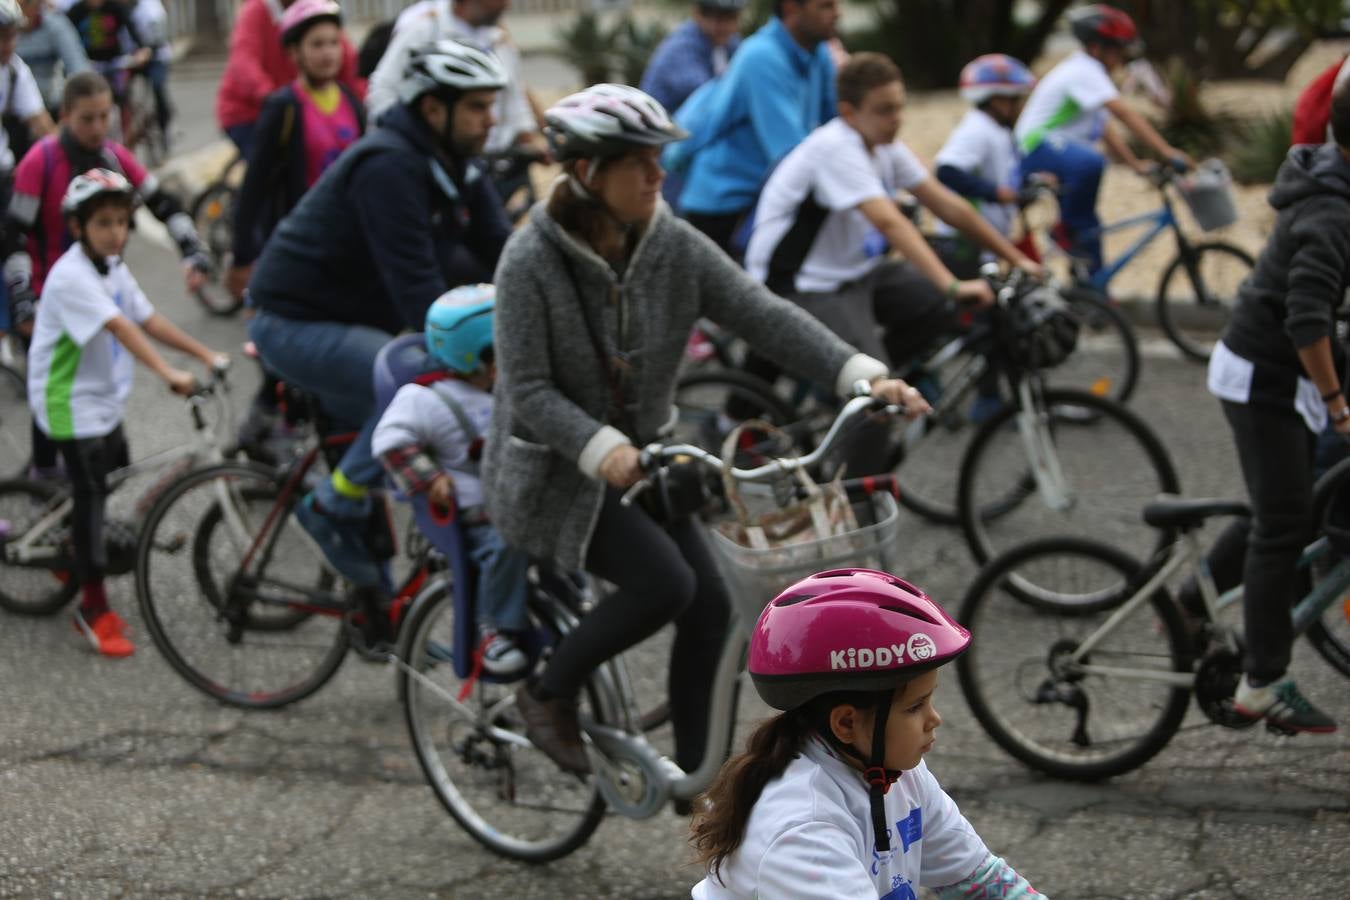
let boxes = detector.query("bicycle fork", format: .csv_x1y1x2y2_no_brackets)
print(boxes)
1015,380,1073,511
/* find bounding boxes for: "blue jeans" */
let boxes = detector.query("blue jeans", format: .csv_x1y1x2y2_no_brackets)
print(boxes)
247,310,389,490
465,521,530,632
1023,134,1106,274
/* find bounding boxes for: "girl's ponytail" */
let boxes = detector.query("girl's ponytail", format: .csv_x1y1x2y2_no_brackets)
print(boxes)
689,710,813,883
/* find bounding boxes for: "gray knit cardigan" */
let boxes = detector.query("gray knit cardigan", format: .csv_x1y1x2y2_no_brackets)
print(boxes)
483,192,887,570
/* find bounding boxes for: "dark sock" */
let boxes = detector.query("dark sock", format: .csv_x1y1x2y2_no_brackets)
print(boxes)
80,581,109,617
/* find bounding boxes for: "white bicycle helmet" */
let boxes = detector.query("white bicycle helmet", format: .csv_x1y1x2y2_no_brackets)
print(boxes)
0,0,20,29
62,168,134,217
396,38,509,105
544,84,688,164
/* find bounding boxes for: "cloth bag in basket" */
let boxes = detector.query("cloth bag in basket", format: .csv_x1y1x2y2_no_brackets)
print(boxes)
715,419,857,551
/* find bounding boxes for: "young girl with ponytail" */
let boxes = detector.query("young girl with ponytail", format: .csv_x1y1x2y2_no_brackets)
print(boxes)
690,569,1043,899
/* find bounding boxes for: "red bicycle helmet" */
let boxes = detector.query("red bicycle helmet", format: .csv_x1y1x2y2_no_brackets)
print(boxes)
1070,4,1139,48
748,569,971,854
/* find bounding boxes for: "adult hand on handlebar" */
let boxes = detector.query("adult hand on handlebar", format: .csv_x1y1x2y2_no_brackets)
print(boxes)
600,444,644,489
870,378,930,420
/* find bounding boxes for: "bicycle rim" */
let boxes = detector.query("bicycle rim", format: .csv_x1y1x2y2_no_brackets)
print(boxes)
1156,242,1254,363
137,463,349,708
402,582,607,862
0,480,79,615
957,537,1192,780
1051,291,1139,404
958,389,1178,579
0,365,30,478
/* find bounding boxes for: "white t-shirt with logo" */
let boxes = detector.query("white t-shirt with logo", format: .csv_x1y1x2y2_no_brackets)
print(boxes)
28,245,154,441
0,57,45,170
746,118,931,294
935,107,1021,240
692,739,988,900
1014,50,1119,154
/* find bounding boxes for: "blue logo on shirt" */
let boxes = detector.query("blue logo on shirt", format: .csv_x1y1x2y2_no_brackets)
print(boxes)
896,807,922,852
880,878,917,900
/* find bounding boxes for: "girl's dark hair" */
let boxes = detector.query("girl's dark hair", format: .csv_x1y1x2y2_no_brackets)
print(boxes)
62,71,112,113
690,690,885,884
73,191,134,227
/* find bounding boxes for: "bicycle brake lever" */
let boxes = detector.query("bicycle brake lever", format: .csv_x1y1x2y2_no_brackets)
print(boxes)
620,478,653,508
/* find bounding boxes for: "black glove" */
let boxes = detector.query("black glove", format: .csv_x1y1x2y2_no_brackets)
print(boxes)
10,283,36,327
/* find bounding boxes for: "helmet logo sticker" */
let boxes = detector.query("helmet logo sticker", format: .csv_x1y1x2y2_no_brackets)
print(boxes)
907,633,937,662
830,644,906,670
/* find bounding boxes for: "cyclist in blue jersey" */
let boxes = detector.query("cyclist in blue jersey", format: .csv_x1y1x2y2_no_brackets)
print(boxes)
247,39,510,591
1015,5,1191,274
639,0,742,116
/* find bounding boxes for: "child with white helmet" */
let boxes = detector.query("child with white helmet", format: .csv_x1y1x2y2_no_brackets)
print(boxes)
26,169,226,657
371,283,530,676
691,569,1042,899
933,53,1038,278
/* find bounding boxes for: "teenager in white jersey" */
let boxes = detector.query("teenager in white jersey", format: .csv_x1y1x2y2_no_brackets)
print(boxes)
1015,5,1190,274
26,170,225,656
743,53,1038,406
932,54,1037,278
690,569,1041,899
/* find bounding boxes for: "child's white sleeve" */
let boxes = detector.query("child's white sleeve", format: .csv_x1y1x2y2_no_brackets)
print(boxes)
756,822,881,899
123,270,155,325
371,384,433,458
913,765,990,888
50,279,120,347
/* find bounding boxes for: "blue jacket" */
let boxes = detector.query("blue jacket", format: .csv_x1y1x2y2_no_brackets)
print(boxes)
639,19,741,115
248,104,510,334
665,17,836,216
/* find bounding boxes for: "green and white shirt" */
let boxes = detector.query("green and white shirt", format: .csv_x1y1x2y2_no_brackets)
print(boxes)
1014,50,1119,155
27,245,154,440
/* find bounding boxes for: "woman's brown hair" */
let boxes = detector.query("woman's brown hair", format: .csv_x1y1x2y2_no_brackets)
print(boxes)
690,690,885,884
547,159,636,260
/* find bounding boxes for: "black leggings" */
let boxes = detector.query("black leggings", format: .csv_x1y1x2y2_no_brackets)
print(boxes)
539,488,732,772
53,426,129,585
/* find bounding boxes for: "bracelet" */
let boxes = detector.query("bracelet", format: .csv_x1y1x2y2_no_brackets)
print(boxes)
945,279,960,299
1334,407,1350,425
1323,388,1344,403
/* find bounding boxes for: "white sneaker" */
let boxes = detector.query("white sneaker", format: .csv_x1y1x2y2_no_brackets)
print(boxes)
480,629,528,678
1233,675,1336,734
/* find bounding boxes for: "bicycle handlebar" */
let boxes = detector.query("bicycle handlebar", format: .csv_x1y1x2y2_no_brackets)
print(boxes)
620,389,901,507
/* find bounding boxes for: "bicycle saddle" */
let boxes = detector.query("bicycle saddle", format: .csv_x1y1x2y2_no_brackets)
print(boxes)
1142,495,1249,530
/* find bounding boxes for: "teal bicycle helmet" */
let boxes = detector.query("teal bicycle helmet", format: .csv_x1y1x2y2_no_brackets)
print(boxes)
425,284,496,374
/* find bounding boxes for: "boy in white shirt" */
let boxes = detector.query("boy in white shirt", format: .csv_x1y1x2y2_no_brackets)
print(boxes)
691,569,1041,899
372,284,530,676
933,53,1037,278
1015,4,1190,274
27,169,225,656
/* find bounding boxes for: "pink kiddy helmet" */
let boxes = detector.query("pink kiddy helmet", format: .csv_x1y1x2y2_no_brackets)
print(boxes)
749,568,971,711
280,0,343,47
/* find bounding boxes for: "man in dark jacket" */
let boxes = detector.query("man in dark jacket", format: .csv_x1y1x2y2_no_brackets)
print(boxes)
247,38,510,590
1196,80,1350,734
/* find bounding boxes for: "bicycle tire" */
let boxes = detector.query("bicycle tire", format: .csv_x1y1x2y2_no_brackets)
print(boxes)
673,369,801,453
190,182,236,269
956,536,1193,780
136,462,349,708
1155,241,1255,363
0,363,30,478
401,576,609,862
957,388,1180,584
1054,288,1140,404
1304,458,1350,678
0,479,79,616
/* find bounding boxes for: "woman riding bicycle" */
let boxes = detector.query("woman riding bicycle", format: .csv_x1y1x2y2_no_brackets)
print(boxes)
484,83,929,778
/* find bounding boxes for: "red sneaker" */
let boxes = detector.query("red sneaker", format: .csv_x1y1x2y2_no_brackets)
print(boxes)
73,608,135,658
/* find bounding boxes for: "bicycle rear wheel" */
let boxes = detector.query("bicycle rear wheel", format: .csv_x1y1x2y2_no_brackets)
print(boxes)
673,370,799,453
1155,241,1254,363
0,479,78,615
957,537,1193,780
136,462,348,708
957,388,1179,579
401,577,609,862
1052,288,1139,404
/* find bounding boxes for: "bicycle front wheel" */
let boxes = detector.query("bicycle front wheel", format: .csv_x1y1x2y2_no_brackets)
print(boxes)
957,537,1193,780
0,479,79,615
958,388,1179,577
136,462,348,708
401,578,608,862
1155,241,1255,363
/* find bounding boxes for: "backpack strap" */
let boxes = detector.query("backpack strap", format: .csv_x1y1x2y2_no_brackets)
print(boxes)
427,379,485,471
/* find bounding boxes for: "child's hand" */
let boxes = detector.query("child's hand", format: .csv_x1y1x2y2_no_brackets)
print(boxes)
203,352,230,374
166,368,197,396
428,473,455,512
955,279,996,309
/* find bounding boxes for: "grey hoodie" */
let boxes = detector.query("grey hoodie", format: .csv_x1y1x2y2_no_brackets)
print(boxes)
1223,142,1350,379
483,188,886,570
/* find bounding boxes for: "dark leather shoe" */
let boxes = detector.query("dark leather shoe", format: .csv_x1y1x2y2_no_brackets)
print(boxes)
514,684,591,775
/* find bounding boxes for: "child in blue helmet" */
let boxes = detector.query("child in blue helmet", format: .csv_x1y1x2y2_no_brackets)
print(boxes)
371,284,531,676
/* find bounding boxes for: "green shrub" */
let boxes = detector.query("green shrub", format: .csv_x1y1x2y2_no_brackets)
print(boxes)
1229,107,1293,186
1153,61,1245,160
556,13,668,87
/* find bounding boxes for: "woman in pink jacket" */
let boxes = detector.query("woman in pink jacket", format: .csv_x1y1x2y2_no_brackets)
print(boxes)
215,0,364,157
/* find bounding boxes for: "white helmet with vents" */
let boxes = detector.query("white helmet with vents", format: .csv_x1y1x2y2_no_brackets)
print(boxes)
397,39,509,105
544,84,688,163
62,168,134,217
0,0,21,29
